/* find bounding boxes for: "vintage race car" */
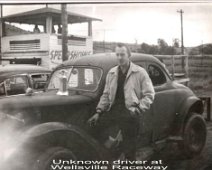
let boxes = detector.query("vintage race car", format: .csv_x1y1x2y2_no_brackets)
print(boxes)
0,64,51,97
0,53,206,170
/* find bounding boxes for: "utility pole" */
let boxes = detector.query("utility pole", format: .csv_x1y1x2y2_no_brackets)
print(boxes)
61,4,68,61
0,5,2,64
103,29,105,52
177,9,184,55
202,40,203,56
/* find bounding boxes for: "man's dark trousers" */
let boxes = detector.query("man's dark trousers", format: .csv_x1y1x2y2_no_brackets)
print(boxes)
111,104,139,160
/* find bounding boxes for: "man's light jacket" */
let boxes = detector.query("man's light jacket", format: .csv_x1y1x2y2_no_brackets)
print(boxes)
97,62,155,113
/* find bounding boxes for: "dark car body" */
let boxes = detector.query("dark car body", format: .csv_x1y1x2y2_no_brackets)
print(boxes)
0,53,206,170
0,64,51,97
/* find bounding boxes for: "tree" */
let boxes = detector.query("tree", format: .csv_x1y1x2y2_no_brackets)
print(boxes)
173,38,180,48
139,43,158,54
202,44,212,54
157,39,168,49
157,39,177,55
138,39,177,55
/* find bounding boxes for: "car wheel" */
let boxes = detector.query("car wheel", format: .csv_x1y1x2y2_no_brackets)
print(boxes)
32,147,76,170
181,113,206,158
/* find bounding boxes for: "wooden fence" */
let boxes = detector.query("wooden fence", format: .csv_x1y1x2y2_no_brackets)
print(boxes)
155,55,212,90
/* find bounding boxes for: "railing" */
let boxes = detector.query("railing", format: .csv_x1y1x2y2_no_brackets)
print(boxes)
155,55,212,89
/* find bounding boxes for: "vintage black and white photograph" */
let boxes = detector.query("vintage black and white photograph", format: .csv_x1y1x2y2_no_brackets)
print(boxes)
0,1,211,170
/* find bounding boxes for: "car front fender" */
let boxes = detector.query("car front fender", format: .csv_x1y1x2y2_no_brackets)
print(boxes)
19,122,109,160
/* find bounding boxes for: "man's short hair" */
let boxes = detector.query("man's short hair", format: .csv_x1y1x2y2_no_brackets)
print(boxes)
116,43,131,57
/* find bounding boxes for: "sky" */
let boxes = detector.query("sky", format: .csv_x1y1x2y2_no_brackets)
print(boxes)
2,2,212,47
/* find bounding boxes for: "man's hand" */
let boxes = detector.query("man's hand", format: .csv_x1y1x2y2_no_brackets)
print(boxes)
87,113,100,126
129,106,141,117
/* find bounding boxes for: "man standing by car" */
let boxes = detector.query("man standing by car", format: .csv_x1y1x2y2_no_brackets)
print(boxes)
88,43,155,160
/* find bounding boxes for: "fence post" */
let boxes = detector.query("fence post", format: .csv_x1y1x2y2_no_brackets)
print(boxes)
171,55,175,79
207,97,211,121
185,55,189,77
180,55,189,78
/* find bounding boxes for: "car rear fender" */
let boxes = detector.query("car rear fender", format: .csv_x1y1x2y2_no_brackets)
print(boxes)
20,122,109,160
172,96,204,137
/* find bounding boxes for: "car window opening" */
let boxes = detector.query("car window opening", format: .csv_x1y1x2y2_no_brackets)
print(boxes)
148,64,167,86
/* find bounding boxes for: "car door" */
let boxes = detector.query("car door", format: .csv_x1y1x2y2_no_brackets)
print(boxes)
146,62,177,142
40,66,101,128
136,61,155,145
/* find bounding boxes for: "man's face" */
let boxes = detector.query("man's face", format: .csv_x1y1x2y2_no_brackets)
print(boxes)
115,46,130,66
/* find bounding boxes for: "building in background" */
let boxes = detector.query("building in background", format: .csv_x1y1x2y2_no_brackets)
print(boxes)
1,7,101,69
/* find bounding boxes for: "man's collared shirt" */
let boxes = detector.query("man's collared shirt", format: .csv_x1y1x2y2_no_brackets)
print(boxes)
114,65,130,107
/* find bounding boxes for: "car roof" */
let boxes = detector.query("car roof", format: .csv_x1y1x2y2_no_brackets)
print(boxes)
0,64,51,83
57,53,162,72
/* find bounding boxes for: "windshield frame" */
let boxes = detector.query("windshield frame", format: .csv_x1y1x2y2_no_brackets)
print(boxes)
47,65,103,93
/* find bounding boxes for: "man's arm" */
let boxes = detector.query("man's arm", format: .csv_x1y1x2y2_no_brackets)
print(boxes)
96,72,111,113
87,73,111,125
138,69,155,112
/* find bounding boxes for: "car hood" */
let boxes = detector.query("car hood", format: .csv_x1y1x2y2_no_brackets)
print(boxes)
0,90,93,114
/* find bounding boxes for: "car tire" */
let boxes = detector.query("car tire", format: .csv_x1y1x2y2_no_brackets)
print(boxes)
181,113,206,158
32,147,76,170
